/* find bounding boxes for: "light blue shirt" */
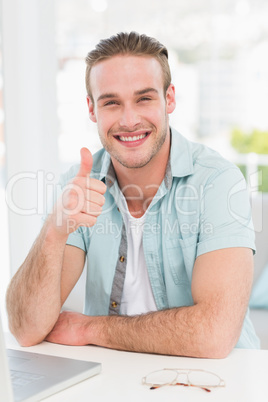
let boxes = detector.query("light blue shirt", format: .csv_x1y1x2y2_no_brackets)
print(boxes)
62,127,260,349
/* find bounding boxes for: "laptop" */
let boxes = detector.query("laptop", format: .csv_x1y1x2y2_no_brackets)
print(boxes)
0,314,101,401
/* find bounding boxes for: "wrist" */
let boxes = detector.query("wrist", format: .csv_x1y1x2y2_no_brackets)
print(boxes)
85,316,109,347
42,216,70,244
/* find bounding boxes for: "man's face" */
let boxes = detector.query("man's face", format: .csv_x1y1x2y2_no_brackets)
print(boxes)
87,55,176,169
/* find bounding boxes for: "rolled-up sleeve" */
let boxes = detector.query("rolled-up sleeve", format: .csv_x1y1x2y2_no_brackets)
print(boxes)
196,166,255,257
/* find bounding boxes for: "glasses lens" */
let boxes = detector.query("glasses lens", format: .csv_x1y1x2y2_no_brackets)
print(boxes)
146,370,177,386
188,370,220,387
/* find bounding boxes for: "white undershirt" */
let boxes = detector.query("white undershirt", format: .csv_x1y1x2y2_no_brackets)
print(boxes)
119,193,157,316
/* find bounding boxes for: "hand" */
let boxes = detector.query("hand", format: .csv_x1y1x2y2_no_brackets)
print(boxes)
45,311,91,346
51,147,107,236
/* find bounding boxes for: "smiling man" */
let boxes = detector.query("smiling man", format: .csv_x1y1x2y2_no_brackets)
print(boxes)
6,32,260,358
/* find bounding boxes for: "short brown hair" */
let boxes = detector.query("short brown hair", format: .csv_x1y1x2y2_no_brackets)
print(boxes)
85,31,171,100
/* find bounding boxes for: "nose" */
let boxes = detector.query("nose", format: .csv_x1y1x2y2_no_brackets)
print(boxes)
119,104,141,129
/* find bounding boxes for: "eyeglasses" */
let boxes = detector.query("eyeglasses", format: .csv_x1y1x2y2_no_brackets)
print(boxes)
142,368,226,392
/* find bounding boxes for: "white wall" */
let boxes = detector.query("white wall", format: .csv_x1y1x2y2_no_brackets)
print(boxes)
2,0,59,276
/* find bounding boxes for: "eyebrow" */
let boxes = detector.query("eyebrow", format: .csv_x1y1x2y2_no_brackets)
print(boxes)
97,87,159,103
97,93,118,102
134,87,159,96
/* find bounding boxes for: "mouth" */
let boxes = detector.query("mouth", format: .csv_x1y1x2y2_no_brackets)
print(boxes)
115,131,151,146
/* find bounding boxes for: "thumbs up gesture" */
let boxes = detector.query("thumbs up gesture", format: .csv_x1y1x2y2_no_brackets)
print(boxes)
52,148,107,236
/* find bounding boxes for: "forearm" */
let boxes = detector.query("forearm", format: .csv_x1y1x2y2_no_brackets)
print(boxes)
6,219,68,346
84,305,235,358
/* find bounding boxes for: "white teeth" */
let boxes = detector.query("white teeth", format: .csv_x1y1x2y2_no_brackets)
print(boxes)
119,133,147,142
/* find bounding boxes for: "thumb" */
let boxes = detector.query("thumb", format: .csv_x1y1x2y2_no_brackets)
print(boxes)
77,147,93,177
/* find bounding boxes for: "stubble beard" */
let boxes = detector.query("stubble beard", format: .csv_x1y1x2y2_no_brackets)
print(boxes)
99,118,169,170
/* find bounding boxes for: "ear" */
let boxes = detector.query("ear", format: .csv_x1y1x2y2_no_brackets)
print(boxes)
87,96,97,123
166,84,176,114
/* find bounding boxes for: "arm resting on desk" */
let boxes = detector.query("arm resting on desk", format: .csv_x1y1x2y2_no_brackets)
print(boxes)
46,247,254,359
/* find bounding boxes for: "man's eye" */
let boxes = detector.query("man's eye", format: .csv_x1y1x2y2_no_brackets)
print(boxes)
104,100,118,106
139,96,152,102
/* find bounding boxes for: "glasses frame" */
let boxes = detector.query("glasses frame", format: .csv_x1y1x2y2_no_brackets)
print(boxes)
142,368,226,392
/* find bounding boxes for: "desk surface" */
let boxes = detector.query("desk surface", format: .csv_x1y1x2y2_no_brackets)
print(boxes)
5,332,268,402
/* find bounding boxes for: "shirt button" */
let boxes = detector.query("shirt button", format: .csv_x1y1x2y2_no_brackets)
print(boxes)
111,301,117,308
119,256,125,262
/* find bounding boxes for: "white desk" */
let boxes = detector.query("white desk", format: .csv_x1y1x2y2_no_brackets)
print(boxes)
5,332,268,402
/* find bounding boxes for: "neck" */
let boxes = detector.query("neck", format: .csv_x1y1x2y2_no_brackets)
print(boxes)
112,131,171,218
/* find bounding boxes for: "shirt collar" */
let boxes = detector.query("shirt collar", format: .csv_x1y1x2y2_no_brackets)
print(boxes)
92,150,113,185
169,127,194,178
